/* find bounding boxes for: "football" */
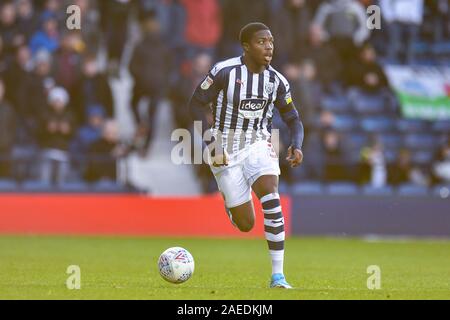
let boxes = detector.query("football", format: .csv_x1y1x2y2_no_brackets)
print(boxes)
158,247,195,284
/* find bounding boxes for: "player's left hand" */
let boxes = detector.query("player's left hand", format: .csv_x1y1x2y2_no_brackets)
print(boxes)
286,147,303,168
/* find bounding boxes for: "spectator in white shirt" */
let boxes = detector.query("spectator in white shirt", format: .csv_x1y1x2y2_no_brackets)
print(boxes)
313,0,370,77
380,0,424,64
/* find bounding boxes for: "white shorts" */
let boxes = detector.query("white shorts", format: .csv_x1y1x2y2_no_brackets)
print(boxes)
210,140,281,208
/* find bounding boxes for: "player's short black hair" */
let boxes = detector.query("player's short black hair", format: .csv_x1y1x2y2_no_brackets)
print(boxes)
239,22,270,45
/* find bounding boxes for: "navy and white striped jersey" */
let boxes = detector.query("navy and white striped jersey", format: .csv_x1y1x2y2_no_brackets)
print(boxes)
193,56,294,155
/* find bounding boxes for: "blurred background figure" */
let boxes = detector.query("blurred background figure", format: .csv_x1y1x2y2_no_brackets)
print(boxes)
346,43,389,95
84,119,127,183
2,44,33,117
389,148,430,187
129,9,171,156
54,31,84,97
320,129,350,182
73,0,101,55
16,0,38,44
380,0,424,64
302,24,342,94
180,0,221,60
0,78,16,179
0,35,5,75
427,0,450,43
360,137,387,188
29,11,60,54
271,0,312,68
432,139,450,185
70,104,105,156
39,0,65,25
99,0,133,77
73,55,113,125
38,86,73,185
0,1,23,60
24,49,55,136
313,0,369,72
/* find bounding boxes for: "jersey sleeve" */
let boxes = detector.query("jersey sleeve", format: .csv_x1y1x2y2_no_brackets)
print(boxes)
274,77,293,110
274,76,299,123
192,65,225,105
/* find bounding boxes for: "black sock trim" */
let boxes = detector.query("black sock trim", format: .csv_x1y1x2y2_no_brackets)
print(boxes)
262,199,281,210
264,225,285,235
267,241,284,250
264,212,282,220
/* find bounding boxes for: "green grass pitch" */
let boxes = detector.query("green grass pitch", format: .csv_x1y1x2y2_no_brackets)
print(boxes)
0,236,449,300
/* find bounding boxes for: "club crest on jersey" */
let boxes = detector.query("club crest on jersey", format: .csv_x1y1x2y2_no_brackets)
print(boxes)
265,83,274,95
201,76,214,90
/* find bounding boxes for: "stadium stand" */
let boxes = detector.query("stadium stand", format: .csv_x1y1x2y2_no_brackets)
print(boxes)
0,0,449,197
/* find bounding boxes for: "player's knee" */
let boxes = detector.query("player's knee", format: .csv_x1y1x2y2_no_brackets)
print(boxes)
237,223,254,233
237,218,255,233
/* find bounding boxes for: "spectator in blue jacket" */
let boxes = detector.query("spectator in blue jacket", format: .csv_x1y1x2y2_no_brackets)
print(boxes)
71,104,105,155
29,11,60,55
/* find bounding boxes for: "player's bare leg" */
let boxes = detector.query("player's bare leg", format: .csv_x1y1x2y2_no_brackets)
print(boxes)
252,175,292,289
252,175,278,198
228,201,255,232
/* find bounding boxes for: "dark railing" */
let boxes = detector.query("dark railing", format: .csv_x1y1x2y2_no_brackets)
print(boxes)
0,151,138,193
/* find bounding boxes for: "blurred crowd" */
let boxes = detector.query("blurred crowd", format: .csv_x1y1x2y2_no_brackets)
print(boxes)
0,0,449,193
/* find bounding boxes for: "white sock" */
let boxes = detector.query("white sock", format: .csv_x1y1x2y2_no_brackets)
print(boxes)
270,250,285,275
261,193,285,276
